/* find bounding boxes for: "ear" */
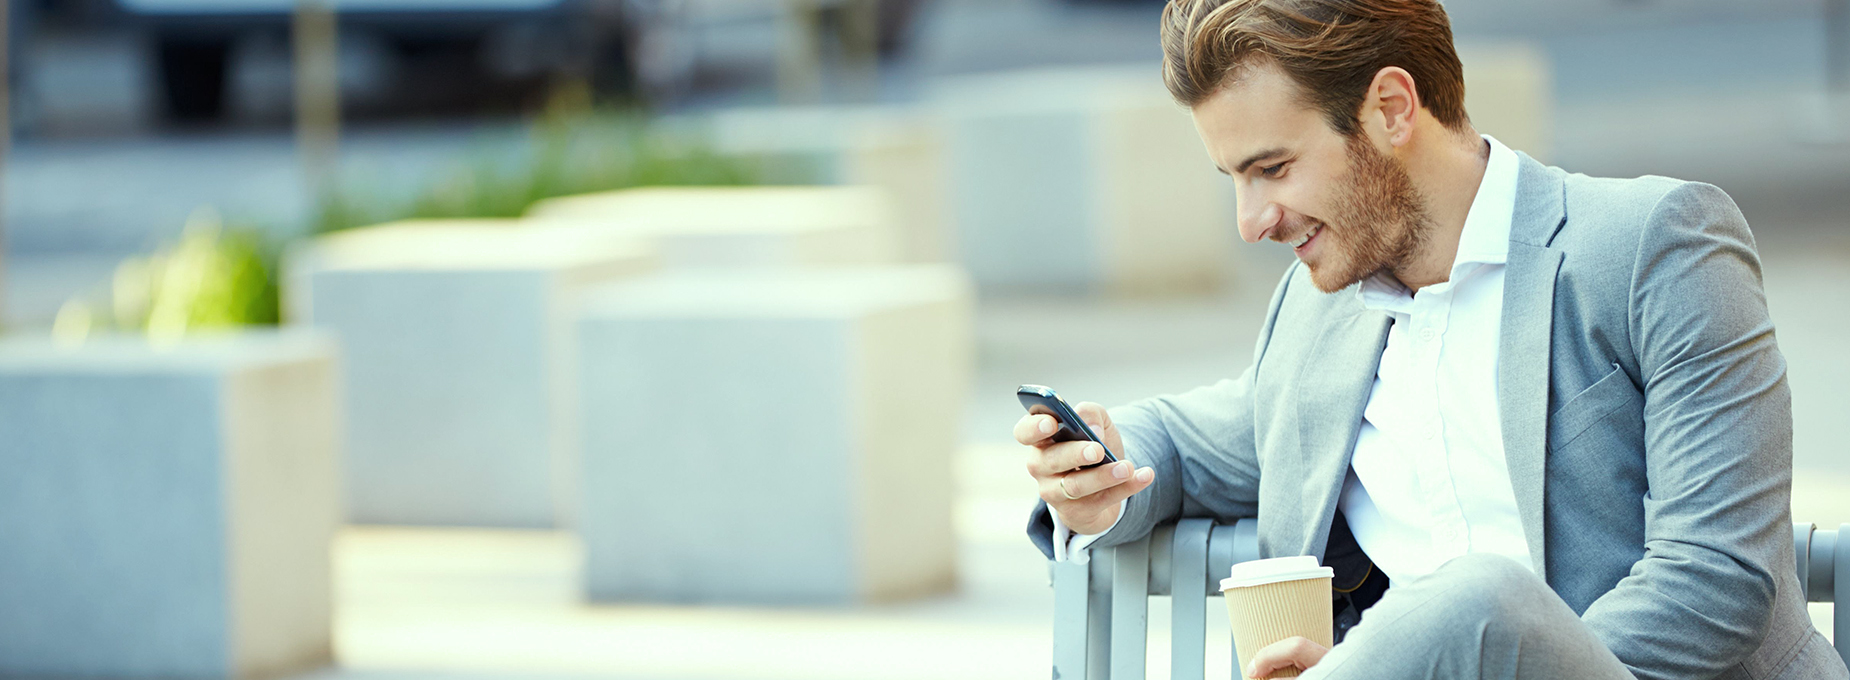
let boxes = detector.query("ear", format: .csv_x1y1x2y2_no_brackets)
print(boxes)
1362,66,1420,148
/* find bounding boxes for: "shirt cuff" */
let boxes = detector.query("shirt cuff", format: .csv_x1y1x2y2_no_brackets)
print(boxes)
1049,501,1127,564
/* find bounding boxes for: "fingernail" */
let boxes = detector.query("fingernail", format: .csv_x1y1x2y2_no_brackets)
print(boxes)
1135,467,1154,482
1039,418,1054,434
1246,662,1258,678
1086,445,1101,462
1113,462,1130,478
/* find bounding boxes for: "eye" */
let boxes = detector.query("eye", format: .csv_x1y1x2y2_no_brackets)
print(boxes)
1259,162,1287,178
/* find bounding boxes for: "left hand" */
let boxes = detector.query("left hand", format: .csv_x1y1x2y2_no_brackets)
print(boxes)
1245,636,1330,678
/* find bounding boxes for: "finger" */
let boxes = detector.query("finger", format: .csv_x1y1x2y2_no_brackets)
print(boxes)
1073,401,1113,432
1047,439,1110,475
1052,460,1138,499
1245,643,1296,678
1036,465,1128,505
1037,475,1074,505
1245,637,1322,679
1027,440,1105,478
1012,414,1058,446
1087,465,1155,506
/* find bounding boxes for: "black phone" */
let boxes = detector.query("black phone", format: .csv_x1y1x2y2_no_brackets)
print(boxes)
1016,384,1118,469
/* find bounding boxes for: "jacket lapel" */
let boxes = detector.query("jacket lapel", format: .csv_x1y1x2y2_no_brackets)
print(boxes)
1499,153,1568,581
1292,307,1392,560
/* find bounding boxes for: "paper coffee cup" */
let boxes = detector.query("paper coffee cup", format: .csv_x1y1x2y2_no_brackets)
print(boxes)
1221,556,1334,679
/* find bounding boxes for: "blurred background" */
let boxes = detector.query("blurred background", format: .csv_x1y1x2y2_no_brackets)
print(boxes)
0,0,1847,678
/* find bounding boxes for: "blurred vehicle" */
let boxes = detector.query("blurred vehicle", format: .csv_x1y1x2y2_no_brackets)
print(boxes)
108,0,621,121
618,0,926,102
25,0,930,126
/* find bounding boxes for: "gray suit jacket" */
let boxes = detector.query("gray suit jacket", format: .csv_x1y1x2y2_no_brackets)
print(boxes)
1028,154,1847,680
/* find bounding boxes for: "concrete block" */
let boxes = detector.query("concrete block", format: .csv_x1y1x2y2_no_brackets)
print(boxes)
1458,40,1554,162
0,331,339,680
932,66,1237,295
526,185,901,268
293,219,655,528
697,105,954,263
576,265,972,604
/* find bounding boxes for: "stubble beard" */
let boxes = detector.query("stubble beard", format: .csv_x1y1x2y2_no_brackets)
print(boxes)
1303,135,1435,294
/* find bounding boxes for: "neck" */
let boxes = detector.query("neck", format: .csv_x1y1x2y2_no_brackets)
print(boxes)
1389,128,1490,290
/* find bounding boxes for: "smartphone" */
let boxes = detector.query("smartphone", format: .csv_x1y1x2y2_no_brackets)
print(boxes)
1017,384,1118,469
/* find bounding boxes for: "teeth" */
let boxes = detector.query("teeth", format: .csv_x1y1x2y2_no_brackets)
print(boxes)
1290,225,1321,248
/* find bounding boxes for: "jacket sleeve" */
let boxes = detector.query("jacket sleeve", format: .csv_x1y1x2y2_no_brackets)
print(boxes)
1026,263,1297,559
1578,182,1792,679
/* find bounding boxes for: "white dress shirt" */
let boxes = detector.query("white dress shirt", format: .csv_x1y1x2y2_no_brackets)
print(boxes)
1054,136,1530,581
1339,135,1528,581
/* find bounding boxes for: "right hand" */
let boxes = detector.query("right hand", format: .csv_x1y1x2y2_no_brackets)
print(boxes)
1015,402,1155,535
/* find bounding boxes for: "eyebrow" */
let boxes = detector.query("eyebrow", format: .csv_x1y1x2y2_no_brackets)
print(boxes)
1232,147,1289,174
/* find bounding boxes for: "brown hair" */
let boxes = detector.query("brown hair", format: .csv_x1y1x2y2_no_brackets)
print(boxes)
1160,0,1469,136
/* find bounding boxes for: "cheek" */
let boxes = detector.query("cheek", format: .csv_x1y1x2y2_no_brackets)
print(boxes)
1277,182,1338,226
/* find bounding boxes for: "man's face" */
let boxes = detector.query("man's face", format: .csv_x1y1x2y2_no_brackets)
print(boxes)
1191,65,1432,293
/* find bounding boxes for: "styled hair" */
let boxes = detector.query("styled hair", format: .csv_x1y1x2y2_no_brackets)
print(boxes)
1159,0,1469,136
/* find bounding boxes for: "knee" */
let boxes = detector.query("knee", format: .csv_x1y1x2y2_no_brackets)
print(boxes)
1424,553,1551,618
1437,552,1537,583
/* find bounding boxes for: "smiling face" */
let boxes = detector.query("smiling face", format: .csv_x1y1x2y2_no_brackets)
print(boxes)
1193,64,1434,293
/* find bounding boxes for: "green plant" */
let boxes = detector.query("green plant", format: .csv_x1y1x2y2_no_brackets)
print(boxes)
54,207,281,344
312,103,768,235
142,215,281,337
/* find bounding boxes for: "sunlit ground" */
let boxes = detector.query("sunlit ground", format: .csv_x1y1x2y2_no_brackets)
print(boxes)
323,445,1056,680
318,447,1251,680
318,444,1837,680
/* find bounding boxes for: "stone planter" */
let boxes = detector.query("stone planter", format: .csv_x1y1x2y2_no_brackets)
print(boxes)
695,105,954,264
0,331,340,679
575,265,972,604
526,185,901,268
1457,40,1553,161
932,66,1238,295
292,220,655,528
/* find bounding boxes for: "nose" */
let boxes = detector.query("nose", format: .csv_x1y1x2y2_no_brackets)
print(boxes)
1236,189,1283,244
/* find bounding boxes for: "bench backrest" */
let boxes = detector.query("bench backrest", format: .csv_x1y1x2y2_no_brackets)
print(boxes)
1051,519,1846,680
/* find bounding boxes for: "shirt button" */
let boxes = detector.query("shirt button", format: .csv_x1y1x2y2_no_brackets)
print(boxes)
1419,328,1438,341
1438,526,1459,541
1424,428,1438,441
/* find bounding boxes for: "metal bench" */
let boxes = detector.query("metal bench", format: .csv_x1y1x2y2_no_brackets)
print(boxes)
1052,519,1846,680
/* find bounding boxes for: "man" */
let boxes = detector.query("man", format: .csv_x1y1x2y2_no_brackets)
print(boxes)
1013,1,1850,678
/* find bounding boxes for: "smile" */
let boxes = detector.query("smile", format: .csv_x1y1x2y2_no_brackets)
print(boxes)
1290,224,1324,250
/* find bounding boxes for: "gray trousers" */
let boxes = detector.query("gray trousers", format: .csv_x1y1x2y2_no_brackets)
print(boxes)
1302,553,1634,680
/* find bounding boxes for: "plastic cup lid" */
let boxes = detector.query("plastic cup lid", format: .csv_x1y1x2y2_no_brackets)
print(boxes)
1219,555,1335,591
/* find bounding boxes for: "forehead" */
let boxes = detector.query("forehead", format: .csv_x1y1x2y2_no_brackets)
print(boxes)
1190,65,1332,171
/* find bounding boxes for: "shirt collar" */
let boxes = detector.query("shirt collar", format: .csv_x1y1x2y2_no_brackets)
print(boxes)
1454,135,1518,269
1356,134,1520,308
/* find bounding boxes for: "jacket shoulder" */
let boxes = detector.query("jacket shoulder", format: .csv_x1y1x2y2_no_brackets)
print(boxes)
1550,171,1746,267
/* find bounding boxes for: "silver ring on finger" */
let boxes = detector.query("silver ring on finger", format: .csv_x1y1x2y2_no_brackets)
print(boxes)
1058,476,1080,501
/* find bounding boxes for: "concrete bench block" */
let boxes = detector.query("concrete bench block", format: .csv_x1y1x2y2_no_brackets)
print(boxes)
576,265,972,604
293,220,656,528
526,185,901,268
0,331,339,680
932,66,1237,295
696,105,954,263
1457,40,1554,162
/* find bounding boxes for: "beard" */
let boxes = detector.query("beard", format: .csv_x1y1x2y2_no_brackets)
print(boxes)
1300,135,1434,293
